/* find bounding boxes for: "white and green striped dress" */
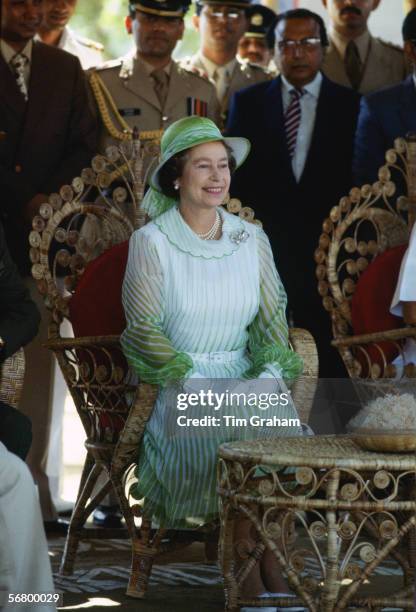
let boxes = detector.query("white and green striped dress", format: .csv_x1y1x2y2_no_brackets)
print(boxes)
121,206,303,528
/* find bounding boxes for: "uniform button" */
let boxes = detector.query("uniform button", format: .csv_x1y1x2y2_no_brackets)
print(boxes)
15,164,22,173
0,131,6,141
162,115,168,122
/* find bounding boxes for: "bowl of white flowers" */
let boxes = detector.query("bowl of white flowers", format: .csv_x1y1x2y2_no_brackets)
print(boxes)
348,392,416,452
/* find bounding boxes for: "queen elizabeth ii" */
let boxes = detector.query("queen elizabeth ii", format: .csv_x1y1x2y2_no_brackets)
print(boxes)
121,116,305,609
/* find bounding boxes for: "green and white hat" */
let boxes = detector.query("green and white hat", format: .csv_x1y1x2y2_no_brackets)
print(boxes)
143,116,250,219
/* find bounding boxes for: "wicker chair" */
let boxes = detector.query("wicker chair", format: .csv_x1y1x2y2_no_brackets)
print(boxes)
29,132,162,575
317,134,416,384
30,133,319,589
317,133,416,590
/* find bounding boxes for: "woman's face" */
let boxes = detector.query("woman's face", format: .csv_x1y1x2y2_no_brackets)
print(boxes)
178,141,231,211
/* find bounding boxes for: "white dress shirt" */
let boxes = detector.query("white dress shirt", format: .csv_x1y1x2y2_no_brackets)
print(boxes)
58,27,103,70
281,71,322,182
0,39,32,87
35,27,103,70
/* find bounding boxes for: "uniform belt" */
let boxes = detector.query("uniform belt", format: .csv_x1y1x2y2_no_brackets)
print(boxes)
187,348,246,364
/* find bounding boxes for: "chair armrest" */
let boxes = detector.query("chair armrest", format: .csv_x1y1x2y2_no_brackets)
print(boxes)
289,328,318,425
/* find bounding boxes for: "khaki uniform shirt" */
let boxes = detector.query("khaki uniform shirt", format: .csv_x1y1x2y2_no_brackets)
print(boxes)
182,53,271,125
322,31,408,95
90,53,220,152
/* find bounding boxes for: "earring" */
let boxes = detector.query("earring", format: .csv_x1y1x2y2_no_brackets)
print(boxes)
174,182,180,191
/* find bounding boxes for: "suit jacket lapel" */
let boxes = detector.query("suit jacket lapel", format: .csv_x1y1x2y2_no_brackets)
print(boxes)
265,77,296,182
123,56,161,111
19,42,55,153
300,75,330,184
0,54,27,117
399,75,416,134
165,62,189,114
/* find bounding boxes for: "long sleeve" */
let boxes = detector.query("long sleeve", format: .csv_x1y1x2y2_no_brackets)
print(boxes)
121,230,193,386
243,229,303,381
0,223,40,361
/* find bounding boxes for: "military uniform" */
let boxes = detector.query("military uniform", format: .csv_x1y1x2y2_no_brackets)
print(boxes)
90,53,220,151
58,26,104,70
237,3,277,72
322,32,408,95
182,53,271,124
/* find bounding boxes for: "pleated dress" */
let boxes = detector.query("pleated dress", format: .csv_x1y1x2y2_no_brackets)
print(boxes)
121,206,303,528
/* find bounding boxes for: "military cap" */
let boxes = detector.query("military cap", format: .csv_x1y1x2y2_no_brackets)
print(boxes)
196,0,253,10
129,0,191,18
244,4,277,49
403,8,416,41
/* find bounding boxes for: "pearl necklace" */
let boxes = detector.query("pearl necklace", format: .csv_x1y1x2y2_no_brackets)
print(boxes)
196,210,221,240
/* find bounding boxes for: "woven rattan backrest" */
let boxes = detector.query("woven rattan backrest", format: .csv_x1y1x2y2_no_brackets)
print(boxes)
30,132,162,337
317,136,416,380
29,133,161,444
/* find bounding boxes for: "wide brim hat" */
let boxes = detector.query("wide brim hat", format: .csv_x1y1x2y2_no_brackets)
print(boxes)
150,116,250,192
129,0,191,17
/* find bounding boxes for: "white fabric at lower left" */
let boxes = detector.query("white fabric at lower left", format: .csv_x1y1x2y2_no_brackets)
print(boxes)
0,442,55,611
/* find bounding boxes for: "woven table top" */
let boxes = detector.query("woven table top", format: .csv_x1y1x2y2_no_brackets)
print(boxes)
218,435,416,470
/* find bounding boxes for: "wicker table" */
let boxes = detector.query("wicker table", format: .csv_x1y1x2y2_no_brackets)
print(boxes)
217,436,416,612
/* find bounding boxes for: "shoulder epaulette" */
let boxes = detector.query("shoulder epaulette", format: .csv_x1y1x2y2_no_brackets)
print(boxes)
377,38,404,54
75,35,104,52
238,57,271,78
94,58,122,72
177,61,210,82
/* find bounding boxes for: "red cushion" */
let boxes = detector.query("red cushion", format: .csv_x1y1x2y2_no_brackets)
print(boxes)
69,241,130,437
69,241,129,336
351,244,407,374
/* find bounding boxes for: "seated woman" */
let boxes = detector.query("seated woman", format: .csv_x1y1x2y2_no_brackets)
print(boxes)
121,116,304,611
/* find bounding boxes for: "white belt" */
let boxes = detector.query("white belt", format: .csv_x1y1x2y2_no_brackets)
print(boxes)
187,348,246,364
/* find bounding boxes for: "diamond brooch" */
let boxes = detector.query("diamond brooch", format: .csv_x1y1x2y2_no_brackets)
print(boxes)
229,229,250,244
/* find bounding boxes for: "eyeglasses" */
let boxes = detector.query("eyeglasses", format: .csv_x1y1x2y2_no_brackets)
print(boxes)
277,37,322,53
203,7,245,20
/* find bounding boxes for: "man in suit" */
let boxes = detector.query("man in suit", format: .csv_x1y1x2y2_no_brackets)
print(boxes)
321,0,408,95
38,0,104,69
227,8,361,380
353,8,416,186
182,0,270,127
91,0,219,151
0,0,97,526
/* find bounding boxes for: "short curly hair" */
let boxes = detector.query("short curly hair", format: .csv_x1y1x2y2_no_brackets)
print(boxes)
157,142,236,199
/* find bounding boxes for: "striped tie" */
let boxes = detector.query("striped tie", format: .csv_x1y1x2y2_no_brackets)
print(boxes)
285,88,304,158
